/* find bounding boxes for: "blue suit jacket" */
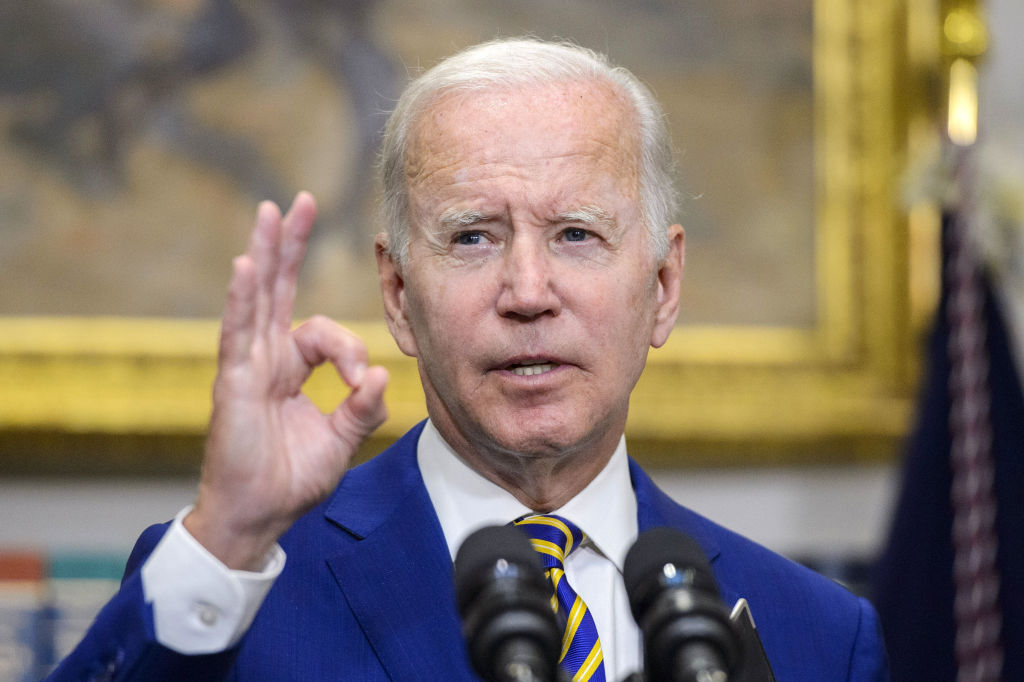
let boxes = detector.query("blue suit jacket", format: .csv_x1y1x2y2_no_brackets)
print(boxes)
51,422,889,681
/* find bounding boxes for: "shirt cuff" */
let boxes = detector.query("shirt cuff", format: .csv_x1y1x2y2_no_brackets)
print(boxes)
140,506,286,654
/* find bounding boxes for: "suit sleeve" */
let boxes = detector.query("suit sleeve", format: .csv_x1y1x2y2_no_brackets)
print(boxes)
847,597,891,682
45,523,242,682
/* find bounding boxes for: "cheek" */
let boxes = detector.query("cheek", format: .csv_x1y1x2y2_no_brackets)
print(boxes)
407,271,488,353
590,273,659,351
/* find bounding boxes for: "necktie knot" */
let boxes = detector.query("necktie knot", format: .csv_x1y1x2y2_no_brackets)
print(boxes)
513,514,586,569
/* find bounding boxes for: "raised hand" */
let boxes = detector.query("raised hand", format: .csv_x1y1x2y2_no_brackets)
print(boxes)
185,193,388,570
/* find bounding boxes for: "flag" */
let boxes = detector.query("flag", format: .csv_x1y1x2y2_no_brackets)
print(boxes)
871,211,1024,681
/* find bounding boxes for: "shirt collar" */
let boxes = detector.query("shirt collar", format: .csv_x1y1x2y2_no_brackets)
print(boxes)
417,419,638,570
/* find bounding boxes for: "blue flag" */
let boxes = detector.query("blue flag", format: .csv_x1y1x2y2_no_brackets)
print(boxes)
872,213,1024,681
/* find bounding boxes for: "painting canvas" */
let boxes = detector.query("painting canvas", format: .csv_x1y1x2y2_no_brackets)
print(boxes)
0,0,815,326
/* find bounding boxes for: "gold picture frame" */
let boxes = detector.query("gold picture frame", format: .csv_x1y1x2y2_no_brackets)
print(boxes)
0,0,939,473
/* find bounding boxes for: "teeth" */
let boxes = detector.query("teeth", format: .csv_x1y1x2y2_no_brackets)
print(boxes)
511,363,556,376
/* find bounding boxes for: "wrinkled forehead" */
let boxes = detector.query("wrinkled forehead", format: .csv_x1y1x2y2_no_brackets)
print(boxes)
404,79,642,192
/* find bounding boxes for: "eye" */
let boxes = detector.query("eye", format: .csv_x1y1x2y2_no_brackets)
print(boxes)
454,231,484,246
562,227,590,242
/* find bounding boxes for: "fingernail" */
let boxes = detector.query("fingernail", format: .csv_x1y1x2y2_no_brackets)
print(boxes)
351,363,366,385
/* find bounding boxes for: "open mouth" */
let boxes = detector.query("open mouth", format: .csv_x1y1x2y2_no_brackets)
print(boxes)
507,361,557,377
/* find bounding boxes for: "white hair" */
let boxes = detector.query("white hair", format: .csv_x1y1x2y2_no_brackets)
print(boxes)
378,37,679,266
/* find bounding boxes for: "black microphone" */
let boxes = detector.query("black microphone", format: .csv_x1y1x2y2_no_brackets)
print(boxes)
624,528,741,682
454,526,562,682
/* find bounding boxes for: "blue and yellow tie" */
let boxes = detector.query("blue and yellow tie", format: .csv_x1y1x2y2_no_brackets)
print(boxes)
513,515,606,682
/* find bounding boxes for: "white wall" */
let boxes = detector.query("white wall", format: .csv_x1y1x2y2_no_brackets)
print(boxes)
0,478,198,555
650,463,900,558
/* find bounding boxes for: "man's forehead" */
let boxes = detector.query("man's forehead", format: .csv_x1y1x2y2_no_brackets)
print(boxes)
405,79,640,177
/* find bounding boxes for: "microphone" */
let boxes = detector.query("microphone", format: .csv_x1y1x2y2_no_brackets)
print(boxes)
624,528,740,682
454,526,562,682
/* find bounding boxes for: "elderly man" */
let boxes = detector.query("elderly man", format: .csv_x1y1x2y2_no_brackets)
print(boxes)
52,38,888,681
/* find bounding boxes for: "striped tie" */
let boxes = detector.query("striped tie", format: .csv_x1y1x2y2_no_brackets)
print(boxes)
513,514,606,682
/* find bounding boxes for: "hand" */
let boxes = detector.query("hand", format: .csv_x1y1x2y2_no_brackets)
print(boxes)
185,192,388,570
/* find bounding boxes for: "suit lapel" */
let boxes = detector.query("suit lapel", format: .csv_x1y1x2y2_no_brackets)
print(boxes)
629,458,746,606
322,423,475,681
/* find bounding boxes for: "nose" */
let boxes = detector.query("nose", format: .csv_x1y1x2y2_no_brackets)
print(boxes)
495,234,561,321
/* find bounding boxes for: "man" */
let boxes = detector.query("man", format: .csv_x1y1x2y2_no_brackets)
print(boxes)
51,38,888,681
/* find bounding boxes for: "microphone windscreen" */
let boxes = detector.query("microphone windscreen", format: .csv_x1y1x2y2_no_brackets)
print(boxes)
623,527,719,618
454,525,547,614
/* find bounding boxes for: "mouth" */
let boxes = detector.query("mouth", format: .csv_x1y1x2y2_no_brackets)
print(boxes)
507,361,558,377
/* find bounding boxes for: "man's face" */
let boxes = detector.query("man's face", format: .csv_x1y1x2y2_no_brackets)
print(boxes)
378,79,683,468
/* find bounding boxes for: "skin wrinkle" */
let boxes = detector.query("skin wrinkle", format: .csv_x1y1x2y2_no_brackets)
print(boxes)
377,78,683,511
405,82,641,203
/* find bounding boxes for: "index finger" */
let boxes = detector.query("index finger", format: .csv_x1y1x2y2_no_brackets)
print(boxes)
290,315,369,391
272,192,318,331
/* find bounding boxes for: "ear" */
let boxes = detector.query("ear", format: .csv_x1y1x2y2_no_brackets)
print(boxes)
375,233,419,358
650,224,684,349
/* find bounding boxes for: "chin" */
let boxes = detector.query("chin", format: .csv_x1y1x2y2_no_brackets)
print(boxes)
477,417,598,460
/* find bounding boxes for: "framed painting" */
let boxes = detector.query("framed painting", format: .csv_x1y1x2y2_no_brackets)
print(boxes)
0,0,939,472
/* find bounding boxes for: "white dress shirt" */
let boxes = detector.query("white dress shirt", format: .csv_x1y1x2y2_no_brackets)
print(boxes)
141,420,643,679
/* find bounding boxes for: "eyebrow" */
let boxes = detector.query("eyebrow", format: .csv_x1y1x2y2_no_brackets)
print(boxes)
437,208,489,232
434,205,617,233
553,206,617,230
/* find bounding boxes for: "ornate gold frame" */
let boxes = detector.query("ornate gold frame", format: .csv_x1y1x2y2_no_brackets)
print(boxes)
0,0,938,472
